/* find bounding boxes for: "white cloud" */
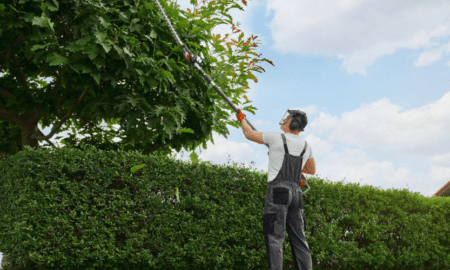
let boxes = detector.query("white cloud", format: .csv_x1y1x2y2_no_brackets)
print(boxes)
192,132,257,165
266,0,450,74
429,166,450,182
415,41,450,67
303,92,450,196
310,92,450,155
430,152,450,165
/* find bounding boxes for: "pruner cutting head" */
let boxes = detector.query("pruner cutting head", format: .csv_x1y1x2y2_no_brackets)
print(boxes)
182,45,197,65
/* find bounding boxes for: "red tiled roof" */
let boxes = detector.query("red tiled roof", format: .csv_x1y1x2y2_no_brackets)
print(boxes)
433,180,450,197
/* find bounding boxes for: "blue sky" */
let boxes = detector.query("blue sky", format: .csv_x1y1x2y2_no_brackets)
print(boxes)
36,0,450,199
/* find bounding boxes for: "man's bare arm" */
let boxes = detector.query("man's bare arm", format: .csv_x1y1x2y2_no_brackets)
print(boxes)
302,158,316,175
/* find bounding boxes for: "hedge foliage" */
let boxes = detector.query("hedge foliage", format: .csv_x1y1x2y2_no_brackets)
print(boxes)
0,144,449,269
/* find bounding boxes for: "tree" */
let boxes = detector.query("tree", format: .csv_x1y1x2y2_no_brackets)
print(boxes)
0,0,274,160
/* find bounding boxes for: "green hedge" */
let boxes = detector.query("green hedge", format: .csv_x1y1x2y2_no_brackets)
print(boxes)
0,144,449,269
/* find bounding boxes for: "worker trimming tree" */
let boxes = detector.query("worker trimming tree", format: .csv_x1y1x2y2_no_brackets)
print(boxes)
237,109,315,270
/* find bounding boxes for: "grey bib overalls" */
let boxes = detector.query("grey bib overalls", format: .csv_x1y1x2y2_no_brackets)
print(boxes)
263,134,313,270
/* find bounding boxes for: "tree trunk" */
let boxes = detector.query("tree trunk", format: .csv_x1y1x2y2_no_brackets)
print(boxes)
18,120,42,151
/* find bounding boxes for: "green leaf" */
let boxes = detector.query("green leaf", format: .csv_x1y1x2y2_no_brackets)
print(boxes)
135,69,144,75
129,36,138,45
31,44,46,51
130,164,145,173
162,70,175,84
99,17,111,28
8,4,23,13
190,27,203,35
91,73,100,85
32,14,54,32
162,120,176,136
93,57,105,69
154,105,166,117
101,43,112,54
123,47,134,57
24,45,35,60
88,45,99,59
31,16,46,27
175,187,180,202
189,151,199,163
70,65,80,74
46,1,58,11
75,36,91,47
49,53,67,66
113,44,124,57
22,13,35,22
144,35,153,42
46,17,55,33
176,128,194,134
126,95,139,108
150,29,157,39
94,31,106,42
80,65,92,73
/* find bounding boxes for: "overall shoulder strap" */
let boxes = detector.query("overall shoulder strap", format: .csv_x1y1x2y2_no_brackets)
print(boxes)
281,134,289,154
299,141,308,158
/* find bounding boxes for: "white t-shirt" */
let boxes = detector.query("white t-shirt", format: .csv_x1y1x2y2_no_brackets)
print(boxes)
263,131,314,183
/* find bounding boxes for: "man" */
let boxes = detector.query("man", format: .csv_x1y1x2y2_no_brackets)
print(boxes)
236,109,315,270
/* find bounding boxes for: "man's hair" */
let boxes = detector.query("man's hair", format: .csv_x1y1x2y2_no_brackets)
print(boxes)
288,111,308,132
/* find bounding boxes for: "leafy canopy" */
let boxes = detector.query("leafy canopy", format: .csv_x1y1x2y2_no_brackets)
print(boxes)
0,0,274,160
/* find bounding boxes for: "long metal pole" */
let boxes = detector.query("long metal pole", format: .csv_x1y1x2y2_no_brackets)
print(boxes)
153,0,310,194
153,0,257,131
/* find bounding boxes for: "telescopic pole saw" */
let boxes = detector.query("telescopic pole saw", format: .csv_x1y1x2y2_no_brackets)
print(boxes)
152,0,258,128
153,0,310,194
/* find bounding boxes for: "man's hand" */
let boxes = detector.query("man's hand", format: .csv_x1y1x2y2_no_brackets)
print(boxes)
300,173,307,187
236,109,245,122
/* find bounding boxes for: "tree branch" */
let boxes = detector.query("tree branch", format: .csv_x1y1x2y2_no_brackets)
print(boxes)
32,87,90,140
0,87,14,99
46,70,65,107
71,114,115,133
36,128,56,148
57,15,74,37
0,34,24,55
0,107,22,126
11,53,28,90
1,49,12,74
